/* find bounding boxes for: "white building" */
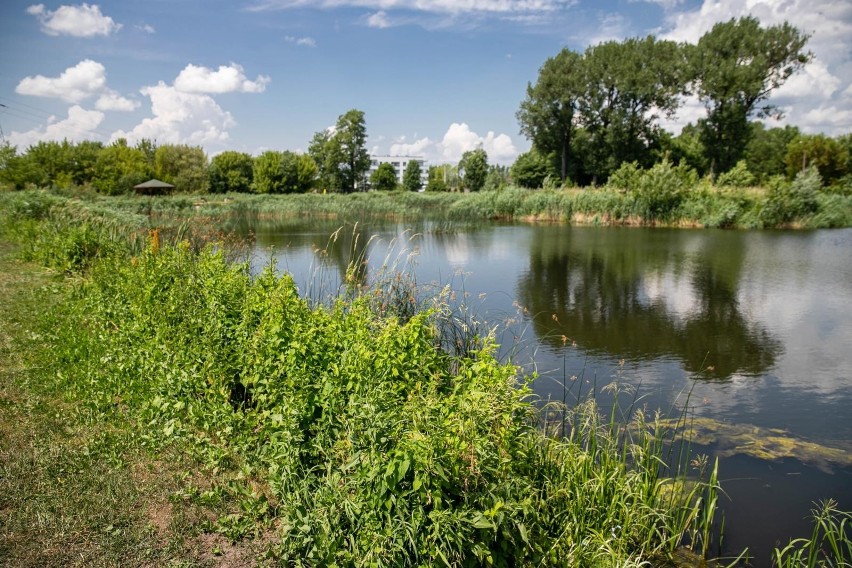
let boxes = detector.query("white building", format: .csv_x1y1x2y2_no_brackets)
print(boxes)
367,155,429,188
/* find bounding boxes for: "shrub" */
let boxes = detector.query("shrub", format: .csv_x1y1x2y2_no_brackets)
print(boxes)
716,160,756,188
760,166,821,226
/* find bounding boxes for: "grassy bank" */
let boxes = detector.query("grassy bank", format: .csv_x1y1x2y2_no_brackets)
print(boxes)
1,192,849,566
17,156,850,229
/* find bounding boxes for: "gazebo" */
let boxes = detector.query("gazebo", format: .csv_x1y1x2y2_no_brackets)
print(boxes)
133,179,175,195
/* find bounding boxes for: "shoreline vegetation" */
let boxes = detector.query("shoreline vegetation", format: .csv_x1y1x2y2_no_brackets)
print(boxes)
1,191,850,566
5,162,852,231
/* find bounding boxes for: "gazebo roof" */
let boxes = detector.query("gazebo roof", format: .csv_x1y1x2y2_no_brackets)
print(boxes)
134,179,175,189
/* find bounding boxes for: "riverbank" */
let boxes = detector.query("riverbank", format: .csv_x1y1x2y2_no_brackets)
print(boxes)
1,191,849,566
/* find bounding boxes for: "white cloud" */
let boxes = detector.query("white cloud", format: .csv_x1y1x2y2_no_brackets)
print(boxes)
249,0,569,14
386,123,518,165
583,12,629,45
367,10,392,28
16,59,107,103
95,90,140,112
27,3,121,37
173,63,271,94
8,105,104,148
111,82,236,145
660,0,852,135
135,23,156,34
285,35,317,47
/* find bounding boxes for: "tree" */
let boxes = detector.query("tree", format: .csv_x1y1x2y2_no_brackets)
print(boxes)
459,148,488,192
209,151,254,193
92,139,149,195
785,134,849,184
517,48,584,182
69,140,104,187
744,123,800,183
253,151,286,194
334,109,370,192
371,162,398,191
580,37,688,182
402,159,423,192
483,164,510,191
307,110,370,192
154,144,209,192
307,129,337,191
511,149,551,188
425,165,450,192
692,16,810,174
294,153,319,193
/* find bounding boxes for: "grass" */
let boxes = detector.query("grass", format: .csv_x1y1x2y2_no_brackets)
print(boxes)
0,191,849,566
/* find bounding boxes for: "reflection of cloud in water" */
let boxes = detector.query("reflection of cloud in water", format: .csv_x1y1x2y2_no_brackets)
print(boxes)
641,269,698,323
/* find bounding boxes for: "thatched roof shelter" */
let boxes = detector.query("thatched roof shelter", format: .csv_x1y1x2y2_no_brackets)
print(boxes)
134,179,175,195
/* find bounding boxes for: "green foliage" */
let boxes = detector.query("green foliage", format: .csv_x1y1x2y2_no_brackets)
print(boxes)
459,149,488,192
252,151,286,194
760,166,821,226
511,150,550,188
92,139,150,195
483,165,509,192
745,123,800,183
631,159,699,222
371,162,398,191
209,150,254,193
402,160,423,192
716,160,756,187
426,165,457,192
154,144,209,192
517,48,585,181
692,16,811,173
607,161,643,192
785,134,849,184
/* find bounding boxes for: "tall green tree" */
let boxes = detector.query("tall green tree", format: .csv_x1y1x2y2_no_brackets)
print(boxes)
402,159,423,192
209,151,254,193
307,109,370,192
692,16,810,174
459,148,488,192
580,37,688,182
154,144,209,192
517,48,584,182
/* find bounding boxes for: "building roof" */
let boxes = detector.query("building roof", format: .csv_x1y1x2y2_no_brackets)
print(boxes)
134,179,175,189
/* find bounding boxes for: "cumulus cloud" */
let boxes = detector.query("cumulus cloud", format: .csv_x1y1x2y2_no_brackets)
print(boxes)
173,63,271,94
387,123,518,165
8,105,105,148
113,62,269,146
111,82,236,145
659,0,852,135
285,35,317,47
95,90,140,112
16,59,107,103
27,3,121,37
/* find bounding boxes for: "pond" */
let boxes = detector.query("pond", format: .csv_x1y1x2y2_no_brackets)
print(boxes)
232,217,852,564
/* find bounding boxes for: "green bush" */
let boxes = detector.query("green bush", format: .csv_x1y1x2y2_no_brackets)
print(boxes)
716,160,756,188
761,167,821,226
631,159,698,223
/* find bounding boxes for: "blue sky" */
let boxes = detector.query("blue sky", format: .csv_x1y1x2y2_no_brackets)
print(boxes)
1,0,850,165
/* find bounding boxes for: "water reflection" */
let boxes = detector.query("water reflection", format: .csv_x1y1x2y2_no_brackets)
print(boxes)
516,227,781,380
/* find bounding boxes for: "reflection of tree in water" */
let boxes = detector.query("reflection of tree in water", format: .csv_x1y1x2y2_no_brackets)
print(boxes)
517,227,780,379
